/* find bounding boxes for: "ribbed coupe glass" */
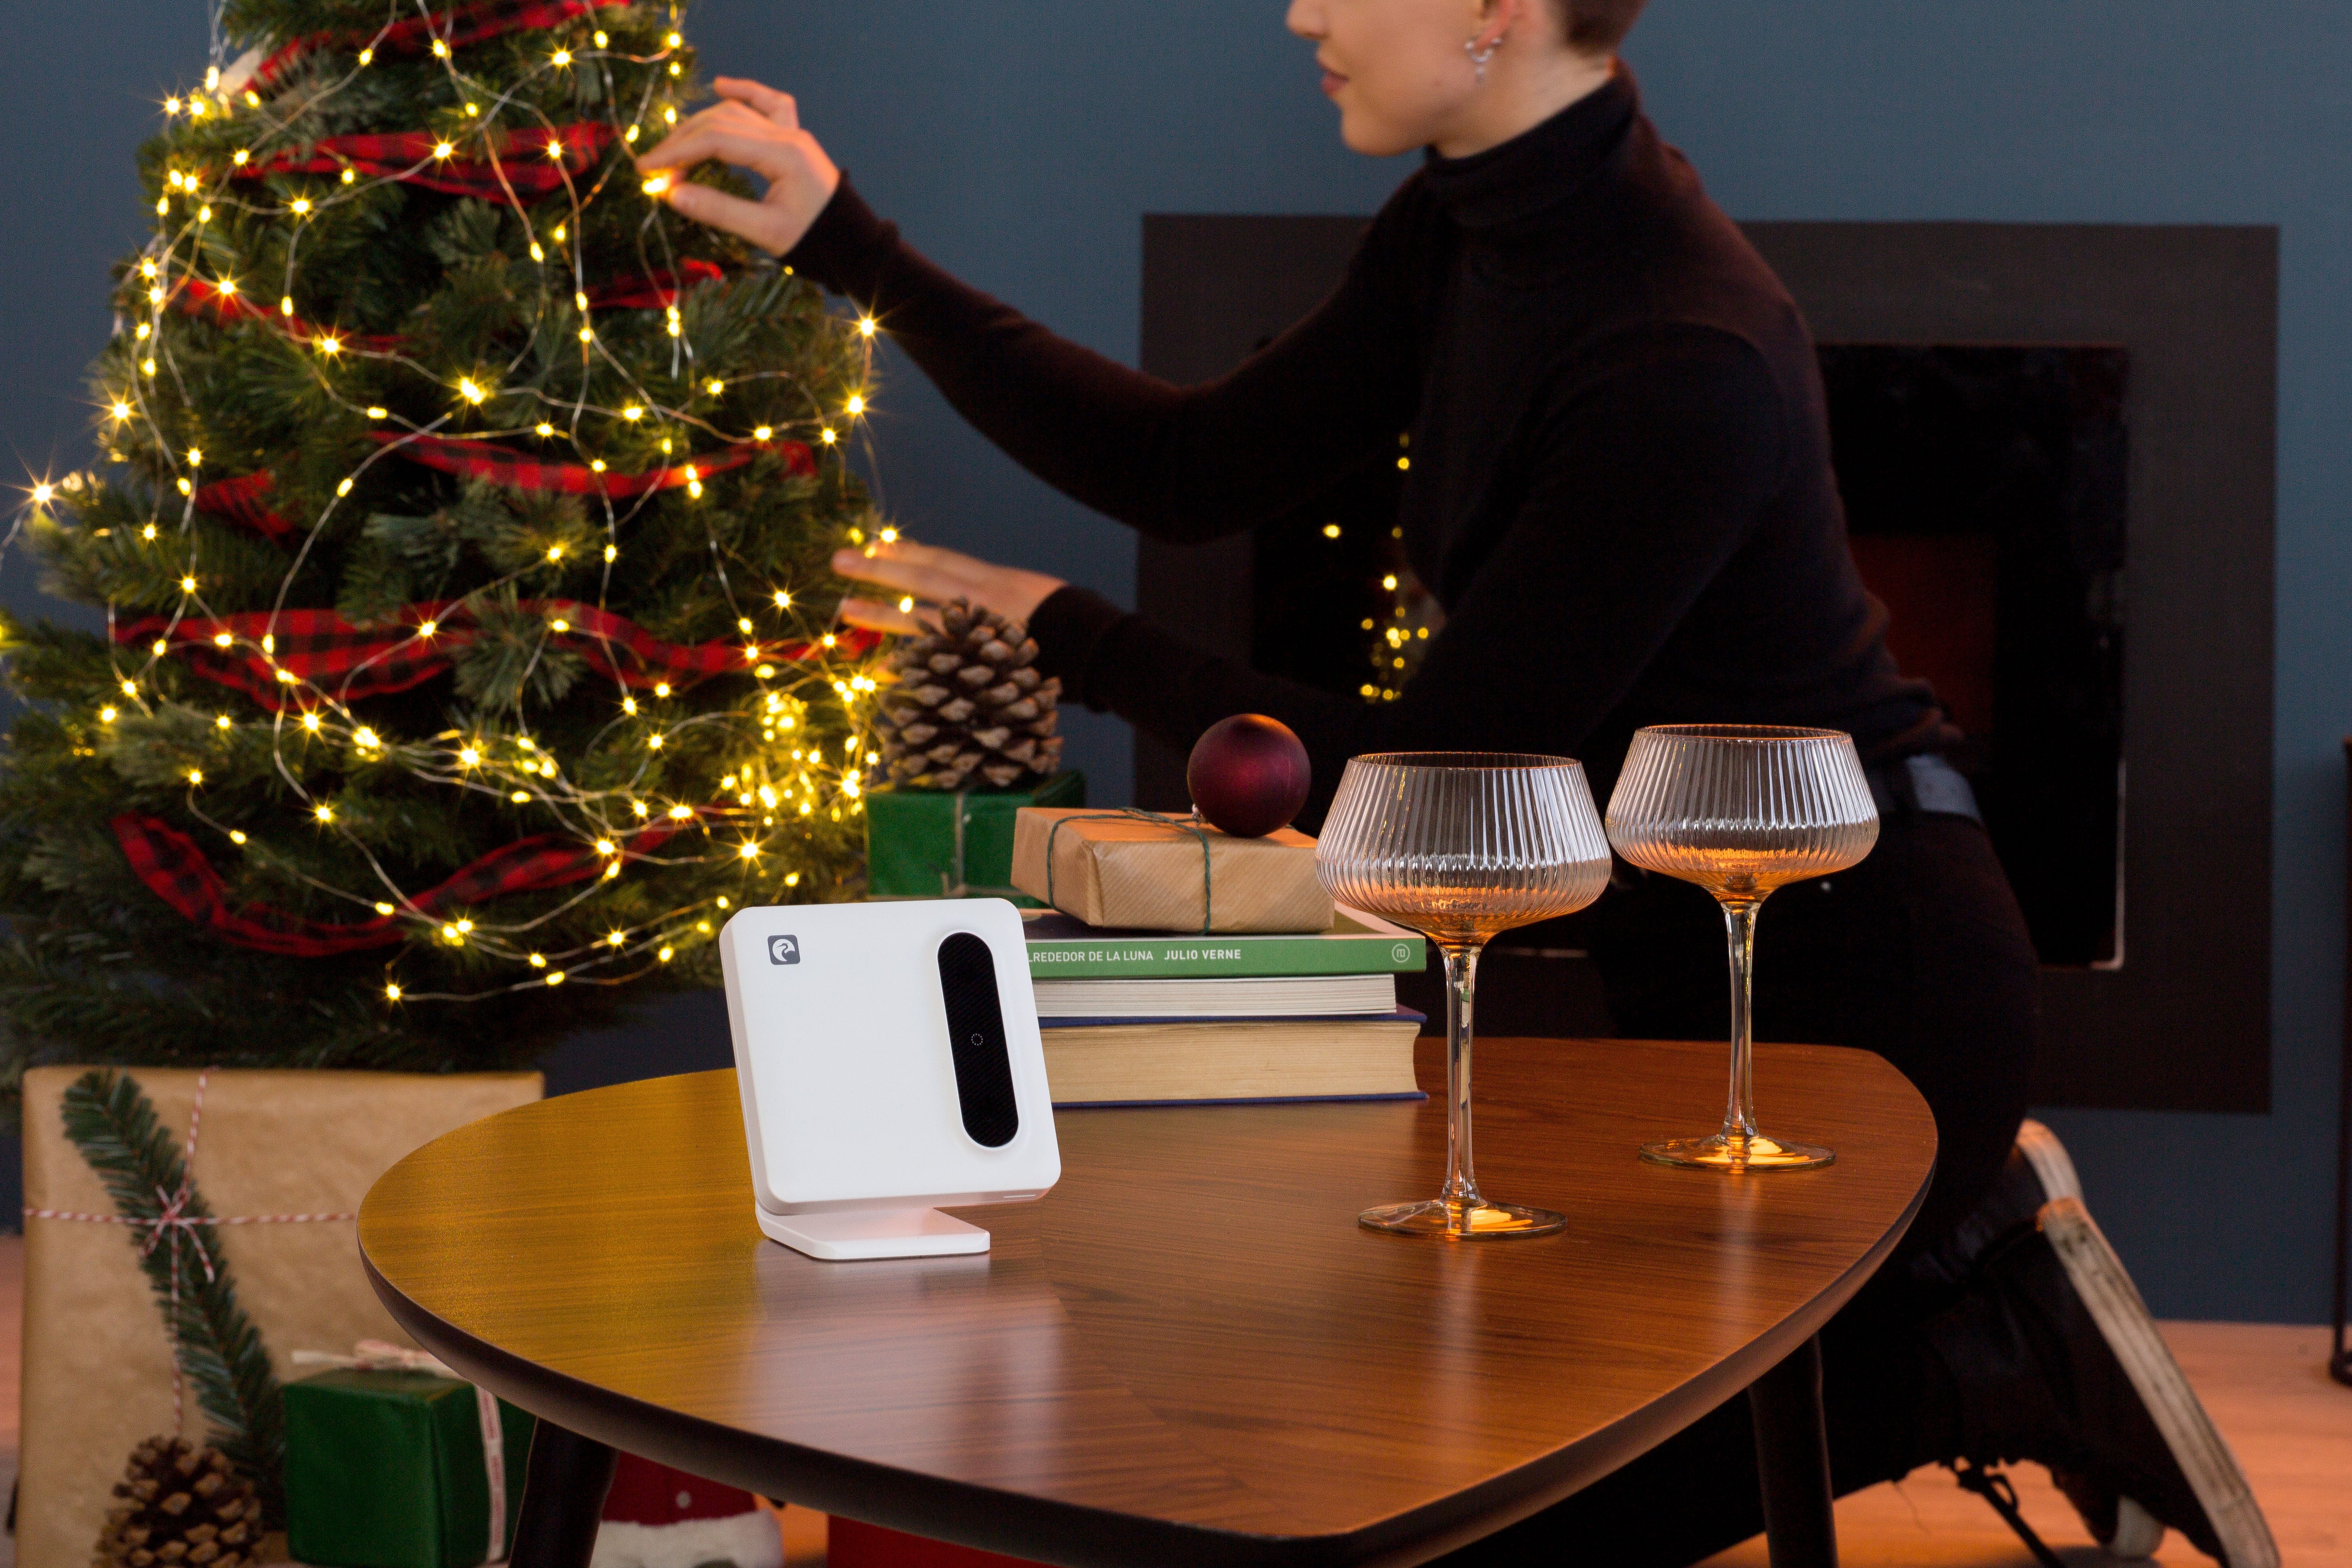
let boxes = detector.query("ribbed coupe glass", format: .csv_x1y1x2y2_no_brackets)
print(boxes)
1604,726,1880,1172
1317,754,1612,1236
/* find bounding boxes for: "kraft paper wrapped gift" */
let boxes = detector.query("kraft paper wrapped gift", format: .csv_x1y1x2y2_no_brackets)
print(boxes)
1010,808,1334,933
17,1067,543,1568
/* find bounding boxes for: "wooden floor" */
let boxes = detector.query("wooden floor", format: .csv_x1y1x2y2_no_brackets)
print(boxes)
0,1236,2340,1566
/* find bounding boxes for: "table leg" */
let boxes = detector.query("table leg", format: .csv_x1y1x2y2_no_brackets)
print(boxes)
1748,1334,1838,1568
508,1420,619,1568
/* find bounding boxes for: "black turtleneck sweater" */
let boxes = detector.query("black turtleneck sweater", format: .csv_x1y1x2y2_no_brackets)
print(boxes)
788,69,1952,817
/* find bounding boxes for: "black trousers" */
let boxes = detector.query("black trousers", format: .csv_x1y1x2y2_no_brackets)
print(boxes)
1435,811,2039,1566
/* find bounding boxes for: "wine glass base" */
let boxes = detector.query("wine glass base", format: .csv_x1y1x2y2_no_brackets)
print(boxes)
1641,1133,1835,1173
1358,1199,1567,1238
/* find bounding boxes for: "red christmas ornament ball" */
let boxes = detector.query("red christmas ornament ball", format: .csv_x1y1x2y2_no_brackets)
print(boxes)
1187,715,1312,838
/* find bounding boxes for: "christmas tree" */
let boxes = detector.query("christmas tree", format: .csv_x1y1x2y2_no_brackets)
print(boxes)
0,0,887,1114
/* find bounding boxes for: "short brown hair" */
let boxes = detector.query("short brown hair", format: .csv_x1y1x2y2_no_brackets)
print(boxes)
1556,0,1648,53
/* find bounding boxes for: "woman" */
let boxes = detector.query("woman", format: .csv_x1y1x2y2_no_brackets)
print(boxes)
639,3,2265,1562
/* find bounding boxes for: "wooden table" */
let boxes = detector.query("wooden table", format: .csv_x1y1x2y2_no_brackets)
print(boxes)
362,1037,1936,1567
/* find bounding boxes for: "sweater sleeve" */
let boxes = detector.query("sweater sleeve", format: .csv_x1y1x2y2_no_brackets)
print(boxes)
786,177,1422,545
1032,326,1791,822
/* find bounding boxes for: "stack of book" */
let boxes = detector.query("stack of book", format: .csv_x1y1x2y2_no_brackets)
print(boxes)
1022,909,1429,1107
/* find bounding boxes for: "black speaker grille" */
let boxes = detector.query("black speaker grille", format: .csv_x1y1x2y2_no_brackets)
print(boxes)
936,932,1020,1147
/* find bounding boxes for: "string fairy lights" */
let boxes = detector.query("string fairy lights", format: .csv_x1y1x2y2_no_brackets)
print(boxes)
2,0,897,1017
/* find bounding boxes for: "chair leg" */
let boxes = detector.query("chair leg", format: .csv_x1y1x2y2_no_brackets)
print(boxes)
1749,1335,1838,1568
508,1420,618,1568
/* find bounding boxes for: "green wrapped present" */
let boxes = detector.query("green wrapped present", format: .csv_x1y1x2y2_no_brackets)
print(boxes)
283,1360,535,1568
866,771,1084,903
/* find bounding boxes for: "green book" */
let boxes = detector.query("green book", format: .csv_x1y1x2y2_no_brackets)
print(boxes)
1022,907,1426,979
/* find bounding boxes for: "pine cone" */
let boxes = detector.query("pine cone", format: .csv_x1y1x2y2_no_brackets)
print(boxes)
93,1437,261,1568
874,599,1064,791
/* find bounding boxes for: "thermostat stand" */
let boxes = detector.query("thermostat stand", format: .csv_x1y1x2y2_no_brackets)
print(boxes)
756,1205,990,1261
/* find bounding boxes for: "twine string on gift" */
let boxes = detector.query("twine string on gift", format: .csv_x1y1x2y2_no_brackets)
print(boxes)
24,1068,357,1435
1043,808,1215,934
290,1341,511,1561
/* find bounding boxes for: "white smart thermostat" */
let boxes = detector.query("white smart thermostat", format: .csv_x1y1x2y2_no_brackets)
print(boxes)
720,898,1060,1261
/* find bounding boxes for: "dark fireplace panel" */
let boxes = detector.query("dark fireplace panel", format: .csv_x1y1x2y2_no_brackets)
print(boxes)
1140,217,2277,1112
1822,344,2129,968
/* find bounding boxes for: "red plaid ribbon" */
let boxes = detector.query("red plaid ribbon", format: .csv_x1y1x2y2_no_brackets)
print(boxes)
112,813,680,957
116,601,876,710
258,0,601,87
173,278,404,353
191,471,295,541
584,260,725,311
375,432,816,497
228,123,615,200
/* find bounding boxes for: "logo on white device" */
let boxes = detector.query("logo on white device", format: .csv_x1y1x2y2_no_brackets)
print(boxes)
767,935,801,965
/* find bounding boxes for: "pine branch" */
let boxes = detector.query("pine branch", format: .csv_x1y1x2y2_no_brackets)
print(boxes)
58,1069,287,1528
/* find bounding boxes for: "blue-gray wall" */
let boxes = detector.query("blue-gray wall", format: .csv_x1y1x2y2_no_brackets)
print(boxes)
4,3,2346,1323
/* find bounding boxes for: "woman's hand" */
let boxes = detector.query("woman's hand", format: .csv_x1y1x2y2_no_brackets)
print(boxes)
635,77,841,256
834,539,1067,637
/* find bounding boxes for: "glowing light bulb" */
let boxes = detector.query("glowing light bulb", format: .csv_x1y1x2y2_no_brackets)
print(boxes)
786,872,801,888
211,631,233,648
456,919,473,933
549,617,570,633
641,174,671,196
290,198,310,216
198,206,212,223
368,406,389,419
546,546,564,564
301,712,321,731
668,805,693,820
547,971,566,986
342,168,356,183
648,735,664,749
625,125,639,143
376,902,395,915
230,830,247,844
595,839,616,855
535,423,556,437
216,713,232,730
594,30,608,46
859,316,878,338
416,620,437,637
753,425,774,441
846,394,865,416
463,103,479,117
385,982,402,1000
187,447,203,466
314,804,334,822
459,746,481,766
530,243,546,262
737,617,754,634
1323,523,1341,538
31,482,56,506
432,140,455,160
552,49,572,66
664,107,679,125
739,841,760,860
579,326,595,343
608,931,626,947
431,38,450,57
318,335,341,356
354,727,379,748
232,149,250,167
458,378,486,403
123,679,138,695
529,953,548,968
511,790,530,802
821,428,837,445
164,98,181,116
281,296,294,316
621,697,638,715
659,946,675,962
604,543,617,562
898,596,915,613
666,31,683,46
655,683,671,698
632,799,649,817
100,706,118,722
336,479,354,497
358,47,373,65
621,405,643,421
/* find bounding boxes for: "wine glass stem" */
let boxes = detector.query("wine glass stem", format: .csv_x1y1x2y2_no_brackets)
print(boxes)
1441,941,1486,1213
1719,898,1762,1148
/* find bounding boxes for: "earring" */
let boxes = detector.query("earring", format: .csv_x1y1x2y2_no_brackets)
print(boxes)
1466,35,1501,84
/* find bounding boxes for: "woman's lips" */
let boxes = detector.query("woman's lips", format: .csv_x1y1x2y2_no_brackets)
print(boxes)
1321,69,1346,96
